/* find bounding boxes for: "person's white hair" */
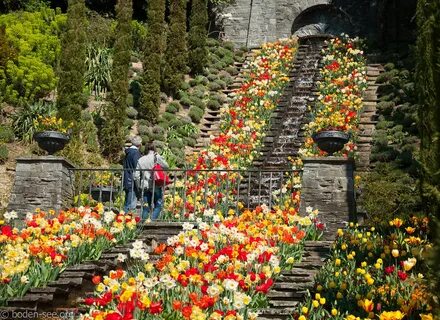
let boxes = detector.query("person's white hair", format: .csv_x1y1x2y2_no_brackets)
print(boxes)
131,135,142,147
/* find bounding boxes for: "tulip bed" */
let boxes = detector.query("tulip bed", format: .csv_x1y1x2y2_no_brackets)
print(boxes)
0,205,139,304
299,35,368,158
163,38,299,221
296,217,433,320
78,38,328,320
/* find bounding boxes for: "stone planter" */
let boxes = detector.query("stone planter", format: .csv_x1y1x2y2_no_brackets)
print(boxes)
91,186,117,203
34,131,70,155
312,130,349,155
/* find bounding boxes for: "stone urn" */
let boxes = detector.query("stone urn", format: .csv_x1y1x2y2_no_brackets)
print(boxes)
91,186,118,203
34,131,70,155
312,130,349,155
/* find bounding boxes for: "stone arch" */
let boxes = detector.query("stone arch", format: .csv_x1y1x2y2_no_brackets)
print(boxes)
292,3,354,37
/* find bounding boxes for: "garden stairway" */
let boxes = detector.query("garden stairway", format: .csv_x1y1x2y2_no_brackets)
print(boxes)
239,35,330,208
356,64,384,172
193,50,258,152
0,223,184,319
257,240,332,319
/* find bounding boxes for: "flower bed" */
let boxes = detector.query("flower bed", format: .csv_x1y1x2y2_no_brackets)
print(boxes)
80,206,322,320
299,35,368,158
296,217,433,319
163,39,298,220
0,205,139,304
79,38,326,320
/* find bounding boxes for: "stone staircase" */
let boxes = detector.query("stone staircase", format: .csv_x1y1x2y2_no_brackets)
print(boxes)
258,241,332,319
238,35,330,208
356,64,384,172
193,50,258,151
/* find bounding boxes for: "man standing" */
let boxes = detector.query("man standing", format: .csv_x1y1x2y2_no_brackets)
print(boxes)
123,136,142,213
134,141,169,221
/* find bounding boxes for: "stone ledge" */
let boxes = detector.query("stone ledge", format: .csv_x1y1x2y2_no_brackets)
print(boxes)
302,156,355,166
16,156,76,169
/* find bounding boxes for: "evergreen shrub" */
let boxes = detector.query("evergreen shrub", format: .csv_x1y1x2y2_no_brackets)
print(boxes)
188,106,203,123
126,107,138,119
0,144,8,163
0,125,15,143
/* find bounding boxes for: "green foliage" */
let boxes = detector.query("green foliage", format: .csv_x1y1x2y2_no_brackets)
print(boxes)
11,101,56,143
162,0,187,96
81,111,100,153
360,163,421,226
84,45,112,98
415,0,440,310
188,106,203,123
139,0,165,123
0,144,7,164
415,0,440,217
180,81,191,91
126,106,138,119
0,8,65,105
131,20,148,54
165,101,180,114
206,98,221,110
57,0,87,136
0,0,49,12
100,0,133,162
0,125,14,143
86,11,114,48
188,0,208,75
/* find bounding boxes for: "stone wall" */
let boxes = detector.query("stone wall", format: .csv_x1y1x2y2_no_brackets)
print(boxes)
219,0,330,48
7,156,75,218
300,157,356,239
218,0,416,49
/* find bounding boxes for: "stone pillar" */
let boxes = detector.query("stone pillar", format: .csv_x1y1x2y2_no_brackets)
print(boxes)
300,157,356,239
7,156,75,218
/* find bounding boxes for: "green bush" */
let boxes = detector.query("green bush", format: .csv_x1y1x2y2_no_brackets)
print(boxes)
126,107,138,119
188,79,197,87
188,106,204,123
190,96,205,109
124,118,134,128
162,112,176,122
126,94,134,107
183,136,197,147
0,8,66,105
214,79,227,89
168,117,183,128
195,75,209,85
0,144,8,164
207,98,221,110
359,163,421,225
207,73,218,82
166,101,181,113
152,125,165,135
180,82,191,91
168,137,184,149
138,124,150,136
222,41,234,51
206,38,219,47
0,125,15,143
180,95,192,107
131,20,148,54
208,81,222,91
225,66,238,75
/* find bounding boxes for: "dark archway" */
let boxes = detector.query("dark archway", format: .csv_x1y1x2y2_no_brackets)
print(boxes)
292,4,354,37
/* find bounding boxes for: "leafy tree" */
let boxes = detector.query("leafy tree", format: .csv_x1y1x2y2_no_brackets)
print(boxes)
188,0,208,75
138,0,165,123
0,9,65,105
100,0,132,161
162,0,187,96
415,0,440,314
57,0,87,136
